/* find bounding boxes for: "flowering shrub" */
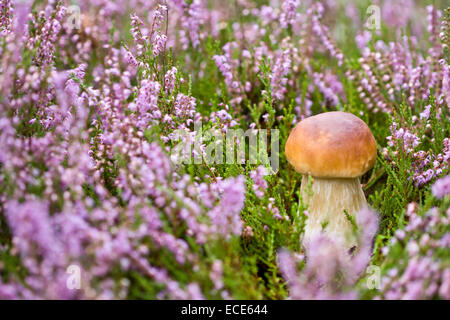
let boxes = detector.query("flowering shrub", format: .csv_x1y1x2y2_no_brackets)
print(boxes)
278,208,379,300
0,0,449,300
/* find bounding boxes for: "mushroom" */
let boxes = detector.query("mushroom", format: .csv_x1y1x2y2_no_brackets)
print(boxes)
285,111,377,249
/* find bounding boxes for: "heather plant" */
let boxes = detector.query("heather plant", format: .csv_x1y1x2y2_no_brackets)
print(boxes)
0,0,449,300
362,176,450,299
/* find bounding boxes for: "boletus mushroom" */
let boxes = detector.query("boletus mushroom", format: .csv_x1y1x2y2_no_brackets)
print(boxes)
285,111,377,249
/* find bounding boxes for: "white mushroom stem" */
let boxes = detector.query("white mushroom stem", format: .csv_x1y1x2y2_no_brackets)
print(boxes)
300,175,368,249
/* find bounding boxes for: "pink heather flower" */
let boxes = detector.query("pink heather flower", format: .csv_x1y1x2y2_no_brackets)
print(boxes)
0,0,13,32
355,31,372,50
277,249,298,284
387,122,448,187
5,200,61,263
210,260,224,290
382,0,415,28
295,96,312,119
260,6,277,25
212,54,232,82
164,67,177,93
213,42,243,103
271,48,292,100
268,197,282,219
242,225,254,238
153,34,167,56
432,175,450,198
395,229,406,241
440,269,450,299
279,207,379,299
309,3,344,66
387,122,420,153
186,283,205,300
280,0,300,29
210,107,237,132
174,0,204,49
130,13,146,54
419,105,431,120
310,71,341,107
426,5,442,45
380,202,448,300
250,165,268,198
125,51,138,67
349,207,380,279
174,93,196,119
136,80,161,122
278,238,358,300
208,176,246,238
152,4,167,31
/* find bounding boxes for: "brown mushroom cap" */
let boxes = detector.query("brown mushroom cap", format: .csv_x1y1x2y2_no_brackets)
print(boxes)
285,112,377,178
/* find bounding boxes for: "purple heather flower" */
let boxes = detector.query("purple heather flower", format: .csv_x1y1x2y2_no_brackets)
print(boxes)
420,105,432,120
355,31,372,50
125,51,138,67
208,175,246,238
270,48,292,100
210,260,224,290
164,67,177,93
5,200,62,265
280,0,300,29
431,175,450,198
250,165,268,198
382,0,415,28
153,34,167,56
